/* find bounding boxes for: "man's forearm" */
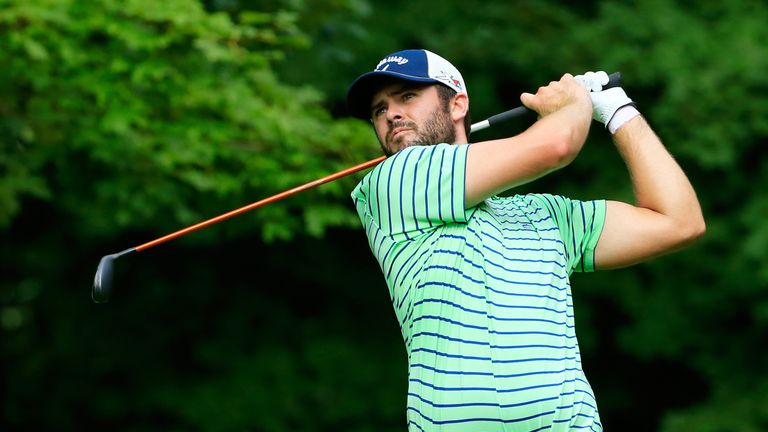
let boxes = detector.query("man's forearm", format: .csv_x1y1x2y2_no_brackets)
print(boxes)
612,115,705,239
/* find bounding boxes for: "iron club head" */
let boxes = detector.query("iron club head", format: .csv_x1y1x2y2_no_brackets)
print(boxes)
92,248,136,303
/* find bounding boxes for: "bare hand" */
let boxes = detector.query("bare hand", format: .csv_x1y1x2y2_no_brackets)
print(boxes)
520,73,591,118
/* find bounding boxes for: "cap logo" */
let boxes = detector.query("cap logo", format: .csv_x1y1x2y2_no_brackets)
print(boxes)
434,71,463,91
375,55,409,71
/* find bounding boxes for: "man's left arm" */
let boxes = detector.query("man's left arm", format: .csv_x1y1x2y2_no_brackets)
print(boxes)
594,113,706,269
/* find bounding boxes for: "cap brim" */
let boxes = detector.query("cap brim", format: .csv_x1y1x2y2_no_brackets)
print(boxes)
345,71,440,119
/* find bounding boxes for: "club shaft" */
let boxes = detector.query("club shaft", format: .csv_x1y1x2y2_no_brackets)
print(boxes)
135,156,386,252
133,101,542,252
133,108,524,252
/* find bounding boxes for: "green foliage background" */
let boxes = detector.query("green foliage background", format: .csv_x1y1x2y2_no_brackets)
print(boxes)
2,0,767,430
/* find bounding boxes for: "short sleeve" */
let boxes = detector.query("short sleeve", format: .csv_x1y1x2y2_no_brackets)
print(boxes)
351,144,474,241
528,194,606,273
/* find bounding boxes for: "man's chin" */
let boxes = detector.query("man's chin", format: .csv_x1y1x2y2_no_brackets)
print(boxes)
389,136,432,151
396,143,440,155
388,141,416,154
386,136,409,153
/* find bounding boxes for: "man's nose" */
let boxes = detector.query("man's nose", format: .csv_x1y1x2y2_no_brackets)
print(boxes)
386,104,404,122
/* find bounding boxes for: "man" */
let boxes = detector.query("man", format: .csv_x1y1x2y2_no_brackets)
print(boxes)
346,49,704,431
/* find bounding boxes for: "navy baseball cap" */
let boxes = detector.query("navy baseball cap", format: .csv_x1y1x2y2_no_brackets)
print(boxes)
346,49,467,119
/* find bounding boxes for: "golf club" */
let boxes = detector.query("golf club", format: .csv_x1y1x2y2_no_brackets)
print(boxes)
92,72,622,303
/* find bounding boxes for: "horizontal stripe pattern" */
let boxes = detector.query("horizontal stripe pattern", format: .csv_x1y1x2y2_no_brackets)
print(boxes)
351,144,606,431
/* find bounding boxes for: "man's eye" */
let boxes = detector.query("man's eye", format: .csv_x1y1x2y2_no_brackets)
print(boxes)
403,93,416,101
372,107,387,118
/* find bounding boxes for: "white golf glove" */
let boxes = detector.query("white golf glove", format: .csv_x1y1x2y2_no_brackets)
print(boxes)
574,71,610,92
575,70,638,132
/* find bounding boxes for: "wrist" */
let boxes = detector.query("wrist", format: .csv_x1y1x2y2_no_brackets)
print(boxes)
590,87,634,127
607,105,640,134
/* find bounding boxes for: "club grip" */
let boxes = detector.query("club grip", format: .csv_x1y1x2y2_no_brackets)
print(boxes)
605,72,622,89
482,106,529,129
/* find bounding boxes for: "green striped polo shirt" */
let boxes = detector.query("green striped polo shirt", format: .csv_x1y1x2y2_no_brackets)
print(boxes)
351,143,606,432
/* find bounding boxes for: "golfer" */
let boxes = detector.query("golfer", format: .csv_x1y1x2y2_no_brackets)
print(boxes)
346,49,704,431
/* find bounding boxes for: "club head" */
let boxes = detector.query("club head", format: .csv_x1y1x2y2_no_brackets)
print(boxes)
92,248,135,303
92,254,116,303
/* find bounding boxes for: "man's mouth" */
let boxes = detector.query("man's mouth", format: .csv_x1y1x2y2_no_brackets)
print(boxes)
389,127,411,142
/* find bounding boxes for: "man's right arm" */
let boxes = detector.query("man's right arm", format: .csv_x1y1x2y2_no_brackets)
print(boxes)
464,74,593,208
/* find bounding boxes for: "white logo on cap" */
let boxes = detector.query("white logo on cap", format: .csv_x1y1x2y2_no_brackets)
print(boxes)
375,56,409,71
434,71,463,91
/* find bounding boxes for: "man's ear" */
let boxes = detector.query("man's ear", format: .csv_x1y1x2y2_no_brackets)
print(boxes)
451,93,469,122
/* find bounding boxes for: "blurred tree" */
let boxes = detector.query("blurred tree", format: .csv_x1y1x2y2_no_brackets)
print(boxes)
0,0,377,241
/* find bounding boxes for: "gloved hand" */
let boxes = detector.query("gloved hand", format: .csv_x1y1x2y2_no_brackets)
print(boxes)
574,71,636,128
590,87,635,127
574,71,610,92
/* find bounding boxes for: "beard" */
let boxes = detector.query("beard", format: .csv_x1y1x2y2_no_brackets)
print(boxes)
380,105,456,156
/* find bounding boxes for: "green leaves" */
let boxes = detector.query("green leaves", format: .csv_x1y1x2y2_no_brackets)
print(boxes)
0,0,375,239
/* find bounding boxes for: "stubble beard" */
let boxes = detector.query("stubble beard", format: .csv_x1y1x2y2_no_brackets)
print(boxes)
380,106,456,156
